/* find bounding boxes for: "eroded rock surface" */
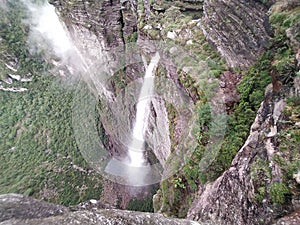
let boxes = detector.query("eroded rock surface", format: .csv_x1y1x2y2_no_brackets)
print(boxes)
200,0,272,68
0,194,201,225
273,209,300,225
187,87,294,224
0,194,68,222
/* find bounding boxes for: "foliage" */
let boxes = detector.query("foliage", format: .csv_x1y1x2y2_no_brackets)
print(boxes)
250,157,271,203
173,177,186,189
0,0,102,206
273,97,300,205
127,187,158,212
269,182,290,204
205,51,272,181
0,77,103,205
270,6,300,33
155,2,300,217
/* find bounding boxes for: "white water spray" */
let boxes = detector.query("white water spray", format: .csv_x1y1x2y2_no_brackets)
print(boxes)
127,52,160,167
23,0,161,185
104,53,160,186
23,0,113,100
24,1,73,58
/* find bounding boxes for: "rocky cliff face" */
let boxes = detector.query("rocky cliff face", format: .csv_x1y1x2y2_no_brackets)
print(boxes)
1,0,300,224
48,0,188,208
200,0,272,68
186,1,300,224
187,88,292,224
47,0,300,223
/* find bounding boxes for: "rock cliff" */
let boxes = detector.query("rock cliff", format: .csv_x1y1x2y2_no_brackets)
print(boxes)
186,1,300,224
187,87,293,224
1,0,300,224
41,0,300,223
200,0,272,68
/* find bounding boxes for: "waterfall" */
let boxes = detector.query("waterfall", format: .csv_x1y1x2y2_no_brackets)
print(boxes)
127,52,160,167
103,52,161,186
23,0,113,100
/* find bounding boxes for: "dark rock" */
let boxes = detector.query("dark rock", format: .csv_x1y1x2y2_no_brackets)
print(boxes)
219,71,242,112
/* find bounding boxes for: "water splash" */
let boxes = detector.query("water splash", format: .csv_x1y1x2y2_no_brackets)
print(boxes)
127,52,160,168
24,0,162,185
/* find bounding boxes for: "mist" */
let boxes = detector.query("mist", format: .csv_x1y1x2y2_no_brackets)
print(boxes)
21,0,113,98
21,0,91,78
25,0,73,58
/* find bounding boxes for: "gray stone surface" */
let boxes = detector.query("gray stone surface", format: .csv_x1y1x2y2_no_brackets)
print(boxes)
200,0,271,68
0,194,200,225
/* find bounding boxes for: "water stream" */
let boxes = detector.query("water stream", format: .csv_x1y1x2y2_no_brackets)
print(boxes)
127,52,160,167
104,53,161,186
26,0,162,186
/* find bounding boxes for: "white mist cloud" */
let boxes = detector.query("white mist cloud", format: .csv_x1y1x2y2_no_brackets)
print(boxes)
21,0,113,98
23,0,73,58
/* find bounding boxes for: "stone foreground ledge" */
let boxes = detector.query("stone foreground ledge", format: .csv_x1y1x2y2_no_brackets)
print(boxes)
0,194,202,225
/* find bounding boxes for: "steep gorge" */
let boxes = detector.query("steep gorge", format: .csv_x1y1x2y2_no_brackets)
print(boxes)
0,0,300,225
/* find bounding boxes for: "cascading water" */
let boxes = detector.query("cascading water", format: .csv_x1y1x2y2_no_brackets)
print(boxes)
26,0,161,186
127,52,160,168
104,53,161,186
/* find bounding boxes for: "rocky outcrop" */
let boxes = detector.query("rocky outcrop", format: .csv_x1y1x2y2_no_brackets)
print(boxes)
187,79,298,225
153,0,204,12
273,209,300,225
48,0,182,208
0,194,68,222
200,0,272,68
0,194,201,225
186,1,300,224
49,0,125,48
219,71,242,112
2,0,298,224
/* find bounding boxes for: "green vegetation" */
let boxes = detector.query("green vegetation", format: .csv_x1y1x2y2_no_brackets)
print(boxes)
127,187,158,212
269,182,290,204
199,0,300,182
270,5,300,33
0,1,48,80
0,0,102,205
154,0,300,218
0,78,102,205
250,157,271,203
126,32,138,43
206,50,272,180
271,96,300,205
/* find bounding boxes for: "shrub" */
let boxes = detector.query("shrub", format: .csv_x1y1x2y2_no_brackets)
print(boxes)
269,182,290,204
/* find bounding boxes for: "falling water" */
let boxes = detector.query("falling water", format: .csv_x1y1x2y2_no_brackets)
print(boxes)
23,0,113,100
128,52,160,167
103,52,161,186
